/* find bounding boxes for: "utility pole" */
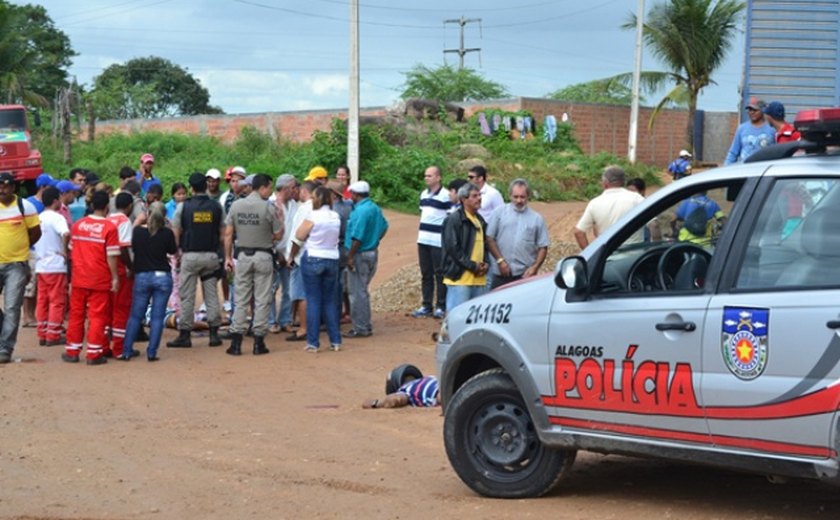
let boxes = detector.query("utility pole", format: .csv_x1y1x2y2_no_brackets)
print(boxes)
348,0,360,183
628,0,645,164
443,16,481,69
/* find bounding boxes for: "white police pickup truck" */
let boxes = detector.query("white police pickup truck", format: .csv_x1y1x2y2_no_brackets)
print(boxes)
436,108,840,498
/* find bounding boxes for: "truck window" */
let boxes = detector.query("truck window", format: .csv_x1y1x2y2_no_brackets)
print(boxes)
736,178,839,290
0,110,26,131
598,182,740,295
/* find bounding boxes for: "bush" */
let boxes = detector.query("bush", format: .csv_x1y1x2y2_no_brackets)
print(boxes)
36,115,660,206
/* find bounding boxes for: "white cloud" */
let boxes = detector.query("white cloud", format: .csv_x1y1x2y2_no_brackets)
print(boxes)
304,75,349,97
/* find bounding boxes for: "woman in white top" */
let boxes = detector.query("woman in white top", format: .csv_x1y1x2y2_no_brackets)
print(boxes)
290,186,342,352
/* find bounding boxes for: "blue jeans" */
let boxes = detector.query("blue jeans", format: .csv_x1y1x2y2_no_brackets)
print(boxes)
268,264,292,327
123,271,173,359
0,262,29,354
301,253,341,348
445,284,487,314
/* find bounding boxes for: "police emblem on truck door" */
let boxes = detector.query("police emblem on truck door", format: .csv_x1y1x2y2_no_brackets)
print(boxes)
722,307,768,380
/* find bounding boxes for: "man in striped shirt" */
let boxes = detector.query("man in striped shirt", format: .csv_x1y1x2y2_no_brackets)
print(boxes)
362,376,440,409
411,166,451,319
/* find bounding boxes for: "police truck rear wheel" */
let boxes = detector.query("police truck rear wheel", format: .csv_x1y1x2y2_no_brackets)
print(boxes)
444,369,576,498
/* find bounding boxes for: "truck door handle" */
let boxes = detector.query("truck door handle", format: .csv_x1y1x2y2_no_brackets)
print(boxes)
827,320,840,330
656,321,696,332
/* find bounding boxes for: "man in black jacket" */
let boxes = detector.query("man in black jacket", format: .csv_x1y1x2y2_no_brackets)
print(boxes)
441,183,488,314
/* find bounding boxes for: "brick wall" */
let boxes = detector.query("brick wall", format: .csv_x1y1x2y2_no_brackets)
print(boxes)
91,99,737,167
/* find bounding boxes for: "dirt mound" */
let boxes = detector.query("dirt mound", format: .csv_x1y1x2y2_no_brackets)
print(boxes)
372,240,579,313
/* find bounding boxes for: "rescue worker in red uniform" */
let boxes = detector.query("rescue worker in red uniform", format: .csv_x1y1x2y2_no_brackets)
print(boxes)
63,190,120,365
104,192,135,358
763,101,801,143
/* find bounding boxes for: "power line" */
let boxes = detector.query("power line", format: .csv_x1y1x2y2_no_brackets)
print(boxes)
308,0,565,13
60,0,175,27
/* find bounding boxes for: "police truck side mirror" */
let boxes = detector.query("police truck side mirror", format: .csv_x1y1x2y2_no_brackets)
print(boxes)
555,256,588,290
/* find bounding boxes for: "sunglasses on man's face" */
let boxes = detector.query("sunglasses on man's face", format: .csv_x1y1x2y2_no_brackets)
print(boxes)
746,107,758,112
467,175,477,179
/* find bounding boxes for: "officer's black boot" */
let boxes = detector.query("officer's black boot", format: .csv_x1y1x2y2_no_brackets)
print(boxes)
253,335,269,355
208,326,222,347
166,329,192,348
226,333,243,356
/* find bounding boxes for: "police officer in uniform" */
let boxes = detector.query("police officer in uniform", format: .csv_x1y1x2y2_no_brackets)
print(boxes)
168,172,225,348
224,173,283,356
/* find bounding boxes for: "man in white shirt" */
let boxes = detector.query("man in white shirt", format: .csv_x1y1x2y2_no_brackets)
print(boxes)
34,186,70,346
574,165,644,249
468,166,504,221
268,174,298,334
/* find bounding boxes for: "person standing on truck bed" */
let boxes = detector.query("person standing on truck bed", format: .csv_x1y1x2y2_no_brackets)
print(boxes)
724,96,775,165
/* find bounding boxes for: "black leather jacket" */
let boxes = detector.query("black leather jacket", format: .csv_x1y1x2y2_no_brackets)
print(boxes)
441,206,487,280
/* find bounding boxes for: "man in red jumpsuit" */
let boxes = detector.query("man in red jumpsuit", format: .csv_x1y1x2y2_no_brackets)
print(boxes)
63,190,120,365
104,192,135,358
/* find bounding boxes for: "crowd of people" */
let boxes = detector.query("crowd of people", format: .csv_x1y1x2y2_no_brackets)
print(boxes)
0,99,801,366
0,156,393,364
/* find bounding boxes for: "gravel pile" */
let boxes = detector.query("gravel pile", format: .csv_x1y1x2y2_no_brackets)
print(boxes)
372,240,580,313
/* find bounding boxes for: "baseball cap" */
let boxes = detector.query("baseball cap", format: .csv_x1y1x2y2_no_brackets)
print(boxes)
678,149,692,158
348,180,370,194
304,166,328,181
240,174,255,187
55,180,81,193
229,166,247,179
141,153,155,164
275,173,297,189
36,173,55,188
205,168,221,179
763,101,785,121
0,172,16,185
745,96,766,111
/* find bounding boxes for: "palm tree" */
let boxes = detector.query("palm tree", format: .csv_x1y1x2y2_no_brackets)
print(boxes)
0,4,47,107
624,0,745,153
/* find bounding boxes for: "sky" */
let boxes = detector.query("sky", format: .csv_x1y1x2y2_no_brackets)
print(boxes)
25,0,747,115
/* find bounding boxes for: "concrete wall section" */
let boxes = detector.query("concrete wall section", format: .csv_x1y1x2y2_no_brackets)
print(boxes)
92,100,737,167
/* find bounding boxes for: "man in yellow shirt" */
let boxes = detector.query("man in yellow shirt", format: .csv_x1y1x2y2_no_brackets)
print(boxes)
441,183,488,313
0,172,42,363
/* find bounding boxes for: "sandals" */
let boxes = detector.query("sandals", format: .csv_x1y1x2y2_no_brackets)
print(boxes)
285,332,307,342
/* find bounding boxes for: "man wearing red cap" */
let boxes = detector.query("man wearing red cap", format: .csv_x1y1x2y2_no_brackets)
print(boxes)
724,96,775,165
136,153,161,194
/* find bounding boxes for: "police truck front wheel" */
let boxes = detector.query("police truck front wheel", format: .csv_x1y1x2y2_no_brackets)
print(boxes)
444,369,576,498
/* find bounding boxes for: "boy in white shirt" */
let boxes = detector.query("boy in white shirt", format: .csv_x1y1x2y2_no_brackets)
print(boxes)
34,187,70,346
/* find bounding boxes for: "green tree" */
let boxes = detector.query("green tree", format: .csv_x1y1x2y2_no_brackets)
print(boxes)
624,0,746,151
547,78,640,105
0,2,73,106
400,64,508,102
91,56,223,120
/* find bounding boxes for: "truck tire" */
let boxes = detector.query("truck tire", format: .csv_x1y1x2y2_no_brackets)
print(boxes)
443,369,576,498
385,364,423,394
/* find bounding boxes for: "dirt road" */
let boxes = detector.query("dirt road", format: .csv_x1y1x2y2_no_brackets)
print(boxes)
1,202,838,519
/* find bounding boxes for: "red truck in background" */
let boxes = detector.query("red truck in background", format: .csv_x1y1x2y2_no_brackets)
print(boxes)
0,105,43,193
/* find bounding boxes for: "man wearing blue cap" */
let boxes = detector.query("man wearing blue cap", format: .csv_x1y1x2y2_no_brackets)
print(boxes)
27,173,54,214
763,101,801,144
